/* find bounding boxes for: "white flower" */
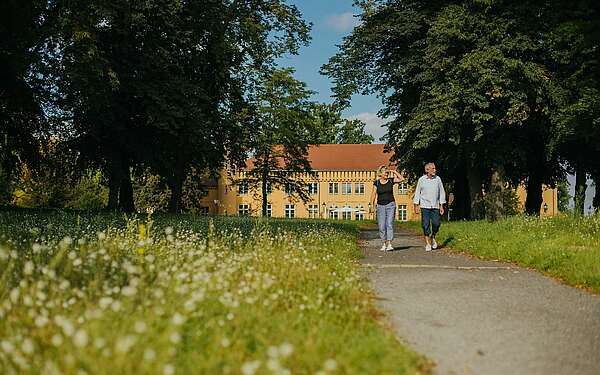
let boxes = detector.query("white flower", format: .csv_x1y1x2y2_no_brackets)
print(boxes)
21,338,35,355
165,226,174,235
169,332,181,344
73,329,88,348
1,340,15,354
51,334,63,346
143,348,156,361
134,321,147,333
115,335,136,353
241,360,261,375
221,337,231,348
34,315,49,328
323,359,337,371
23,261,34,275
163,364,175,375
121,286,137,297
279,342,294,357
172,313,185,326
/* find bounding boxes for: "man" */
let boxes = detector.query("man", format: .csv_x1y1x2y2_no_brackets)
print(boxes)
413,162,446,251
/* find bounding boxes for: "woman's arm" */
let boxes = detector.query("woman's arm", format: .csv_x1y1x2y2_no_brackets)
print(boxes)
369,186,377,212
392,170,404,183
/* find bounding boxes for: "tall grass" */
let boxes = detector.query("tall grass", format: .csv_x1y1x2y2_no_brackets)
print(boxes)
0,210,427,374
403,214,600,293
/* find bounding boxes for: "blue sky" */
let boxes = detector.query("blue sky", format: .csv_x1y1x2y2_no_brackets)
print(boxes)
278,0,388,141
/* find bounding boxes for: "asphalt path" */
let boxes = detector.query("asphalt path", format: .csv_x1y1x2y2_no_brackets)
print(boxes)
360,228,600,375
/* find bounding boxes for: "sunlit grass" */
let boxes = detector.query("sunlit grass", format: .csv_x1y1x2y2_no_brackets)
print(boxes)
402,214,600,293
0,210,427,374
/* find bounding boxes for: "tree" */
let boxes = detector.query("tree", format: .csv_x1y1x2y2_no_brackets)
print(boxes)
308,103,374,144
54,0,310,213
337,119,374,144
547,0,600,215
0,0,55,202
243,68,317,217
323,0,564,219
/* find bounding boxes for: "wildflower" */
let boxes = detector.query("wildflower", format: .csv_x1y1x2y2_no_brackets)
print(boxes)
172,313,185,326
143,348,156,361
51,334,63,346
241,360,261,375
279,342,294,357
324,359,337,371
221,337,231,348
163,364,175,375
170,332,181,344
1,340,15,354
73,329,89,348
115,335,136,353
23,261,34,275
21,338,35,355
134,321,147,333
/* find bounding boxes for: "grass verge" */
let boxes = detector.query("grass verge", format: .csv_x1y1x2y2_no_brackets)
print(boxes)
0,210,428,374
401,214,600,293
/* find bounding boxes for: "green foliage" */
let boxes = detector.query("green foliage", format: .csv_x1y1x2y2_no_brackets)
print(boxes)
309,104,374,144
557,178,571,213
472,186,521,221
245,68,318,216
0,211,427,373
323,0,597,219
65,169,108,210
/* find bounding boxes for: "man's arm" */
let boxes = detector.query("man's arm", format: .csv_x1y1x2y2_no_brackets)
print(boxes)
413,177,421,214
438,178,446,215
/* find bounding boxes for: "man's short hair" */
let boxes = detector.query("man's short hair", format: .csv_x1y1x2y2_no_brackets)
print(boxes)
424,162,435,171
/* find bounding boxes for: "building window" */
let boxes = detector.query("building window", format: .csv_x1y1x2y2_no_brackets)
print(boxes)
328,183,339,195
285,204,295,218
354,183,365,195
308,204,319,218
398,183,408,195
329,210,338,220
284,183,294,196
308,182,318,195
341,207,352,220
355,205,364,220
341,183,352,195
264,181,272,195
238,204,250,216
398,204,408,221
238,181,248,195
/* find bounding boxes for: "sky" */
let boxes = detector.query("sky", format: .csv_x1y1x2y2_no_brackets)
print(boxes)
278,0,388,142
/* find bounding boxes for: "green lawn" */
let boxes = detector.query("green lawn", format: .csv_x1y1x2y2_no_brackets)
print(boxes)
0,210,428,374
401,214,600,293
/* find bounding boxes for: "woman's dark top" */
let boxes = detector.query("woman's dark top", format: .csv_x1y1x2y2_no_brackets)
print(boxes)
374,179,395,205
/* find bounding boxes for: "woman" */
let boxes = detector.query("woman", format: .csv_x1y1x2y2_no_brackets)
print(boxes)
370,165,404,251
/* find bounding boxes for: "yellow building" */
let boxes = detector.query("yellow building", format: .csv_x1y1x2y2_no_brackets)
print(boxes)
198,144,558,219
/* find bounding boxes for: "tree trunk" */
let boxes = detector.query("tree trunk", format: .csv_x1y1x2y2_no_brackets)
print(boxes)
488,168,505,221
467,168,483,219
574,165,587,215
525,171,543,216
168,179,183,213
118,158,135,213
452,165,469,220
107,153,122,211
261,164,269,217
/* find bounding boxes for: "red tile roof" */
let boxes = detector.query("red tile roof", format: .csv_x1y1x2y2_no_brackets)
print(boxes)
246,144,395,171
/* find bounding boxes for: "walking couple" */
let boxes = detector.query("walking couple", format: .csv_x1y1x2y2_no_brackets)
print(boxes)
370,163,446,252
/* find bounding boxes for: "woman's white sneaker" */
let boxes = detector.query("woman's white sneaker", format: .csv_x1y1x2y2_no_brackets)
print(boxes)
386,243,394,251
380,244,387,251
425,244,432,252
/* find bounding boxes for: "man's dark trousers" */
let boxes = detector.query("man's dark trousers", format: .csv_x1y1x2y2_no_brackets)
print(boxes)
421,208,441,237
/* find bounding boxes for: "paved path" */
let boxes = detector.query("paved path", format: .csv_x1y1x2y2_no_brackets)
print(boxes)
360,228,600,375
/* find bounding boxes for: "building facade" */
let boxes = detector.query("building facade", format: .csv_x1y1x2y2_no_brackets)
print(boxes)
198,144,558,220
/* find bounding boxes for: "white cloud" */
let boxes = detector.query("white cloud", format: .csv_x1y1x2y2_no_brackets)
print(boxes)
346,112,392,143
325,12,361,32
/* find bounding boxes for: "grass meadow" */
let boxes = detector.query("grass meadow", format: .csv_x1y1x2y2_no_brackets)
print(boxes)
402,214,600,293
0,209,427,375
